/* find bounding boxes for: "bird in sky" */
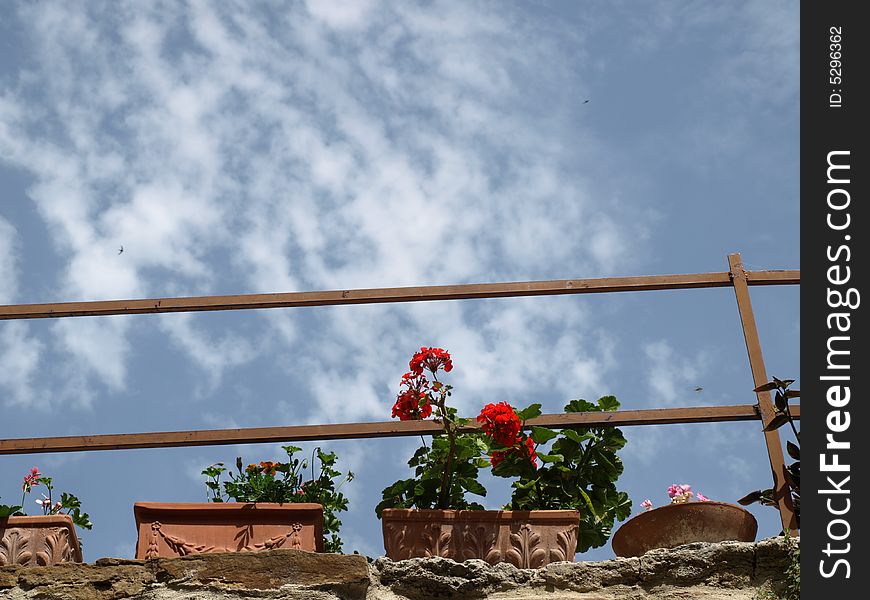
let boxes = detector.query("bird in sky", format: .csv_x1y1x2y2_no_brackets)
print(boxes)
583,99,590,103
694,386,703,392
118,245,124,255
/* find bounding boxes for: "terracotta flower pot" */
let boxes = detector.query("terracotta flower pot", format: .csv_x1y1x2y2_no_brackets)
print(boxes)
0,514,83,566
133,502,324,559
611,501,758,557
381,508,580,568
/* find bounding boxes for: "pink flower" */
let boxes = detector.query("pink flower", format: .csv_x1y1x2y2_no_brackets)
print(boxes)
696,492,710,502
22,467,42,492
641,499,653,511
667,483,693,503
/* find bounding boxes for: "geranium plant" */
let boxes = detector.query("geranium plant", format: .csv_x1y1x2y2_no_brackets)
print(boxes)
639,483,711,511
202,445,353,553
376,347,632,553
0,467,93,531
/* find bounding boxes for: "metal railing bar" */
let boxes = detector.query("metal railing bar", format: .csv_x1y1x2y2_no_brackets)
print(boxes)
0,270,799,321
0,403,799,455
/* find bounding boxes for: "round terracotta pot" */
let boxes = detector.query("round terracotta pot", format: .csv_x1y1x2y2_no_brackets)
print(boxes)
611,501,757,557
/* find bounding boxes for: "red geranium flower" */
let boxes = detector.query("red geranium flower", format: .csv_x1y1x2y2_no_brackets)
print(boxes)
489,436,537,468
391,372,433,421
522,436,538,467
409,347,453,376
489,448,510,468
477,402,522,447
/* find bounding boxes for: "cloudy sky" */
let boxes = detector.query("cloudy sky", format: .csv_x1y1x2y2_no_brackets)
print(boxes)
1,0,799,561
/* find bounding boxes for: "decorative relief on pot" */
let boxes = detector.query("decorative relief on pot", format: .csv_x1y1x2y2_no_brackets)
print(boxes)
0,530,32,566
133,503,324,559
37,528,73,566
146,522,215,559
461,524,500,563
384,522,452,560
0,516,82,566
381,509,580,567
145,521,306,558
549,526,578,563
422,525,452,558
383,523,407,559
506,524,547,569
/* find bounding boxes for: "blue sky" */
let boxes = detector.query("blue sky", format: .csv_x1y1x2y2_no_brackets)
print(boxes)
0,1,799,561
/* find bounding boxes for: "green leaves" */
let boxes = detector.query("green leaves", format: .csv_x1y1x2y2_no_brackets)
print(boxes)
515,403,542,421
530,426,557,444
597,396,619,412
9,469,92,532
205,445,353,553
0,503,23,518
506,396,632,553
536,452,564,464
377,433,489,517
59,492,93,530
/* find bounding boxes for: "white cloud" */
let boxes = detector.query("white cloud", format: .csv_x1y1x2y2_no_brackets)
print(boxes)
0,216,18,303
0,217,46,408
304,0,377,31
0,322,45,408
0,2,645,417
158,313,258,397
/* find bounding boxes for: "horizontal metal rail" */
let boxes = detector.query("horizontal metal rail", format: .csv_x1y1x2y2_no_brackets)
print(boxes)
0,403,799,455
0,269,799,321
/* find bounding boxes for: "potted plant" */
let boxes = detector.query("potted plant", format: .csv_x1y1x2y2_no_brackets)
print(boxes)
376,347,632,567
133,445,353,559
1,467,93,566
611,483,757,557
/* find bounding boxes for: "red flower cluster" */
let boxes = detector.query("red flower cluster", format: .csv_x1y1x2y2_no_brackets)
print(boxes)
476,402,522,447
409,347,453,376
490,438,538,468
477,403,537,468
391,372,434,421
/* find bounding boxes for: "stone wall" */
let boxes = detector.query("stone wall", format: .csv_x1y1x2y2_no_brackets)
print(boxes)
0,537,795,600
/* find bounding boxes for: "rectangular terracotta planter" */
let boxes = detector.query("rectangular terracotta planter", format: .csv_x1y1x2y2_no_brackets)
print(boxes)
381,508,580,568
0,515,83,566
133,502,324,559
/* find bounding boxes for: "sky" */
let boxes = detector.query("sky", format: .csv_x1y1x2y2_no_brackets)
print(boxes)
0,0,799,562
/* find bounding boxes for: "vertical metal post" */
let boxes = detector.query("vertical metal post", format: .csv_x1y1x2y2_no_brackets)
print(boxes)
728,253,798,534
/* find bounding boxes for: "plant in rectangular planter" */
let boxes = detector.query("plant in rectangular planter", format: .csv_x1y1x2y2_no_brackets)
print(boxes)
133,445,353,559
376,347,631,567
1,467,92,566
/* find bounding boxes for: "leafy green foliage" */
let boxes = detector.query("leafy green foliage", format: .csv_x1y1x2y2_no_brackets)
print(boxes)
0,499,23,518
739,378,800,529
2,470,92,531
376,434,488,517
492,396,632,553
58,492,93,530
204,446,353,553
